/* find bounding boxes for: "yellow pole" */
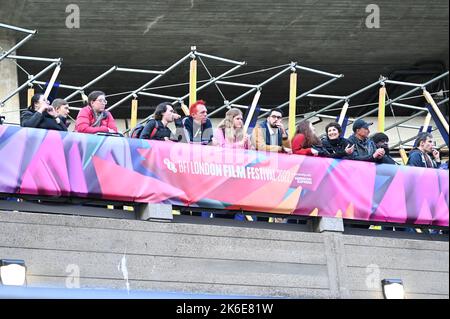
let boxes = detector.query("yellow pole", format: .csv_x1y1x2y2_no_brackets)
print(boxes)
378,86,386,132
189,59,197,107
130,99,138,129
399,146,408,165
27,87,35,106
288,72,297,139
337,101,349,126
423,89,449,134
181,102,190,116
421,113,432,133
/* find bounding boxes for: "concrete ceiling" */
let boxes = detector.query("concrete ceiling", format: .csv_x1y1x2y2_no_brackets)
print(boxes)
1,0,448,118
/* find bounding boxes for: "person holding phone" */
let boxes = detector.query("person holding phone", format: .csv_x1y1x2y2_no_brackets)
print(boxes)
252,109,291,153
320,122,354,159
20,93,68,131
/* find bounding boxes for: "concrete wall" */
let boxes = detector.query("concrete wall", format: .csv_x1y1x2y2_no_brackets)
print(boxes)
0,37,20,124
0,210,447,298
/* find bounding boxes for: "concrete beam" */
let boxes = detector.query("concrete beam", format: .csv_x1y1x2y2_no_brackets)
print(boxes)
312,217,345,233
137,203,173,221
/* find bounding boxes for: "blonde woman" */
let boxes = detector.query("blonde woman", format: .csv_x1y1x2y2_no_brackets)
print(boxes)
214,108,250,149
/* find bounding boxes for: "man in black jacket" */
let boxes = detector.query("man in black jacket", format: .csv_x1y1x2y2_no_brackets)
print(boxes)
347,119,384,162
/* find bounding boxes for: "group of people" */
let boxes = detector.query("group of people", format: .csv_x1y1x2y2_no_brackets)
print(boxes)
18,90,447,170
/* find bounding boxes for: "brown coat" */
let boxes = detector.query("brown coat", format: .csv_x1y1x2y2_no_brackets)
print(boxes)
251,122,291,153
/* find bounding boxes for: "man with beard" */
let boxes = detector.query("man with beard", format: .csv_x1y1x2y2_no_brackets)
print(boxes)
371,132,399,165
252,109,292,153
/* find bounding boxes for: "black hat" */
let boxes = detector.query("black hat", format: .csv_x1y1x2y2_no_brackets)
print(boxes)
352,119,373,132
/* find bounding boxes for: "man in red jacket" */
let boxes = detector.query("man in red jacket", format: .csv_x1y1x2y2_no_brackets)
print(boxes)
75,91,118,134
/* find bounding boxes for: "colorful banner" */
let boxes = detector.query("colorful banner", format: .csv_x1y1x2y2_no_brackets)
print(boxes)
0,125,448,226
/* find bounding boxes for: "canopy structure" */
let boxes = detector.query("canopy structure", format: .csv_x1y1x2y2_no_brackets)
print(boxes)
1,23,449,150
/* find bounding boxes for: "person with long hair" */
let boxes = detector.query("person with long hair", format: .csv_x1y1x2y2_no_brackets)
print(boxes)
213,108,249,149
20,93,67,131
140,102,181,141
292,120,322,156
75,91,118,134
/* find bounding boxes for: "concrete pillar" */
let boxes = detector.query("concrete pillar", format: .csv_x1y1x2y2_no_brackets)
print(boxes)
0,36,20,124
137,203,173,222
311,217,344,233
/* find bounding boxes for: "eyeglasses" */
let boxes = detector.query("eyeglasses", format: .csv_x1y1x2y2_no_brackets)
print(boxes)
95,99,108,104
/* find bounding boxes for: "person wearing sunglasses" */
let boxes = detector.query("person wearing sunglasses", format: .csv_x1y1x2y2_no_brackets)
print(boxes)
20,93,67,131
252,109,291,153
75,91,118,134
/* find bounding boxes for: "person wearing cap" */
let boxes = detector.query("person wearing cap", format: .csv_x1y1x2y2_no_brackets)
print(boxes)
407,132,441,168
347,119,385,162
371,132,398,165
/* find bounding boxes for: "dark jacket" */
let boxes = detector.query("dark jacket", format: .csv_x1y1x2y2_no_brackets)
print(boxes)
320,136,352,159
407,149,440,168
140,119,173,141
20,109,67,131
347,134,378,162
378,149,398,165
181,116,213,144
